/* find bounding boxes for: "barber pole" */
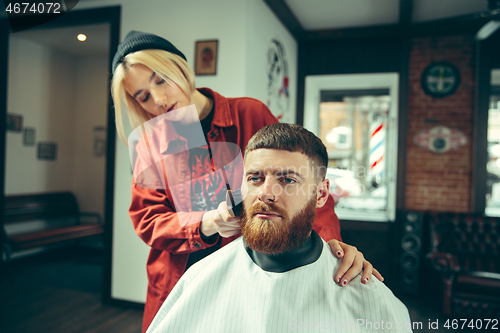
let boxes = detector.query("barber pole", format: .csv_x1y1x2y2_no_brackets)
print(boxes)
368,112,386,185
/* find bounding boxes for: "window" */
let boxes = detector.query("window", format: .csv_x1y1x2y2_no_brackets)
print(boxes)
485,69,500,216
304,73,399,222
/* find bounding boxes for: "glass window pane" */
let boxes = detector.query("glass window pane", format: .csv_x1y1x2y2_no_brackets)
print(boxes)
319,95,391,214
486,92,500,216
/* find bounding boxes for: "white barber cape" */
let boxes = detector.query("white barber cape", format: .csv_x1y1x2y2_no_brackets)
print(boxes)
146,237,413,333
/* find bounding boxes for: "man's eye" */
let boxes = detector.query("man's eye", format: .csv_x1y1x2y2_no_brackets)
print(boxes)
248,176,261,183
281,178,296,184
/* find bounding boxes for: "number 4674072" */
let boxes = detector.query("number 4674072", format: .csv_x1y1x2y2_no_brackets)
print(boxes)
5,2,62,14
444,319,498,330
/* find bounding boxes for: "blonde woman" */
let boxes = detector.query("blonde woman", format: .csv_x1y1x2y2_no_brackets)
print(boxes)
111,31,382,332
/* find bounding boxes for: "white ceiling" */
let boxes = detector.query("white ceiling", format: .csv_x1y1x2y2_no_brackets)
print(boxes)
285,0,400,30
11,24,110,57
285,0,489,30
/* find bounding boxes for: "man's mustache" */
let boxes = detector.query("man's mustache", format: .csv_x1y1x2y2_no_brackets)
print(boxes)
247,201,288,219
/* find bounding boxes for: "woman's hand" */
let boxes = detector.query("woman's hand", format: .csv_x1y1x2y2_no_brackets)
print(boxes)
201,201,241,238
327,239,384,286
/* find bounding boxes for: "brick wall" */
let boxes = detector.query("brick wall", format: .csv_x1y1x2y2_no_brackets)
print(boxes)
405,35,475,212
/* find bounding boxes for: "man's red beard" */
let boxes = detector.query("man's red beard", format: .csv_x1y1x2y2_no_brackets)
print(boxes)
240,196,317,255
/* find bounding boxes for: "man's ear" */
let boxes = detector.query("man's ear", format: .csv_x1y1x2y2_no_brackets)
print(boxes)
316,179,330,208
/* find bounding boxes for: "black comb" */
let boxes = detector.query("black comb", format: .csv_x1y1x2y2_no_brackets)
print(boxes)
226,189,243,217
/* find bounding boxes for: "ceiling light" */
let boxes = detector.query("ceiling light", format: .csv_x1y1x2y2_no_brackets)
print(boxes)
475,20,500,41
77,34,87,42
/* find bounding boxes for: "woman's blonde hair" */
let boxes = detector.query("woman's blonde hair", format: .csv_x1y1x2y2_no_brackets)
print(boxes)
111,49,196,145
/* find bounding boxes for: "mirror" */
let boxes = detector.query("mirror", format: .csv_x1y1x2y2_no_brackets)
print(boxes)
5,24,110,255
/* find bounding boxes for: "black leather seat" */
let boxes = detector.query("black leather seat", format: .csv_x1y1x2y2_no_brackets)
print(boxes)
426,212,500,317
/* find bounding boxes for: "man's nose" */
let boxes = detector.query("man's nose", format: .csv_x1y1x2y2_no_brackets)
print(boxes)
258,177,278,203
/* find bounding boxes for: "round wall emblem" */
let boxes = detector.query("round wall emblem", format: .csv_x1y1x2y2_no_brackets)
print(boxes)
413,126,467,154
421,61,460,98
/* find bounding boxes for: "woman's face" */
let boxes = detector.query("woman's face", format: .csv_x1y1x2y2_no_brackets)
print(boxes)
123,63,191,118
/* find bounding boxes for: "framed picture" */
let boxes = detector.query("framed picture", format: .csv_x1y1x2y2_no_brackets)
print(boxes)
93,126,106,157
23,127,35,146
195,40,218,75
37,142,57,161
94,139,106,156
6,113,23,132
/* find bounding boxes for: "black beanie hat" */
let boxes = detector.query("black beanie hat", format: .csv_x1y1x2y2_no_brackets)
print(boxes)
112,31,187,74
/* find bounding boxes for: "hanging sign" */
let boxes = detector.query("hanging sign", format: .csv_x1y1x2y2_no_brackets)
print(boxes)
413,126,467,153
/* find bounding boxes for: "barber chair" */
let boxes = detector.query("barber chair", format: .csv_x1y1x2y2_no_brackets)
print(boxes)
426,212,500,318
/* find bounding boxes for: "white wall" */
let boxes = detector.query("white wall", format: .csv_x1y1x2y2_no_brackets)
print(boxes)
244,0,297,124
76,0,247,98
74,0,297,303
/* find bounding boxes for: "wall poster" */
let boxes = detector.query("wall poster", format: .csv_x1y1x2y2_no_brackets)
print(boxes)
266,39,290,123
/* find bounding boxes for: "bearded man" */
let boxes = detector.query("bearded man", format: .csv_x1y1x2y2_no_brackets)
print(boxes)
146,123,413,333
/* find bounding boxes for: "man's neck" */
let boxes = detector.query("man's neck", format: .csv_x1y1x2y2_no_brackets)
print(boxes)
243,230,323,273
